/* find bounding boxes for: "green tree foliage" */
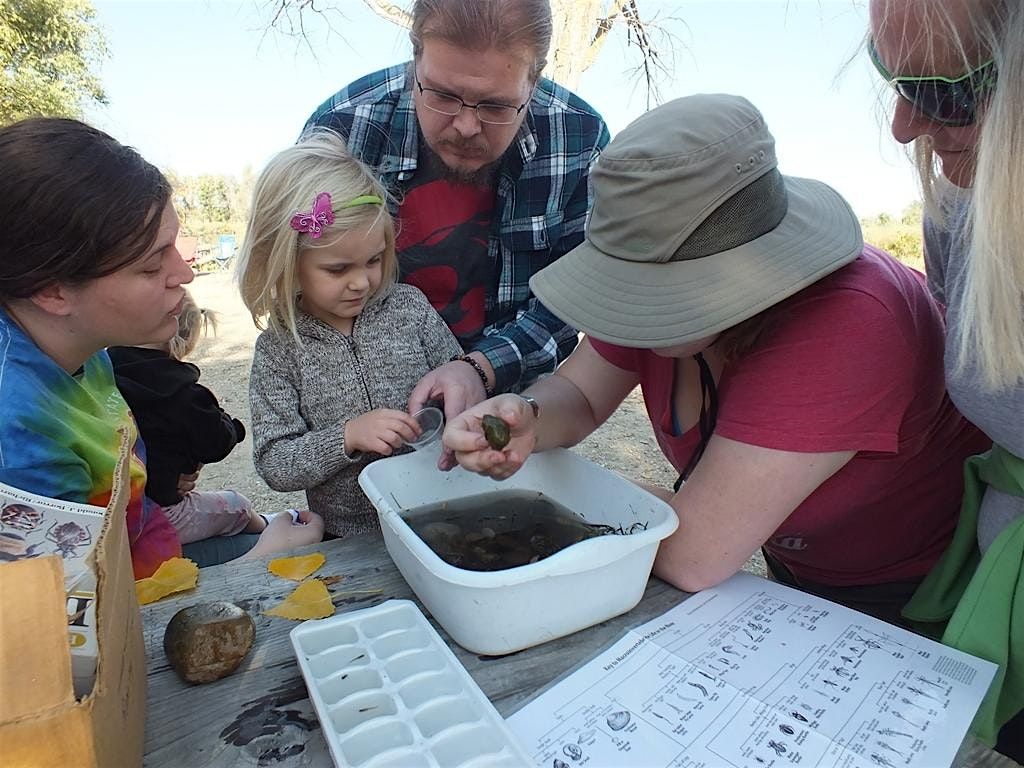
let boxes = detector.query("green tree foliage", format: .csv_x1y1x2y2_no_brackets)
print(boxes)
859,201,926,271
169,170,254,257
876,230,922,266
197,175,233,224
861,214,924,273
900,200,923,226
0,0,108,123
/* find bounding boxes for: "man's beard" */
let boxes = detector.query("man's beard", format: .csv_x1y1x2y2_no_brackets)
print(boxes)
420,133,502,188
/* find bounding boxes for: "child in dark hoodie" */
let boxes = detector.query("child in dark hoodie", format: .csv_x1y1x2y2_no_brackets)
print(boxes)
109,291,267,544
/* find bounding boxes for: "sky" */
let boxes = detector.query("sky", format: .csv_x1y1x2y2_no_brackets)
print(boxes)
86,0,921,218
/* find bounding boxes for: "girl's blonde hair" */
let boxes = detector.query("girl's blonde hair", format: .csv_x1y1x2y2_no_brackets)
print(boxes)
235,129,398,340
168,289,216,360
873,0,1024,390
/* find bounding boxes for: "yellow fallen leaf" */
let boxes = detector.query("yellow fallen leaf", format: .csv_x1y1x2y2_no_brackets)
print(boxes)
135,557,199,605
263,578,335,620
268,552,326,581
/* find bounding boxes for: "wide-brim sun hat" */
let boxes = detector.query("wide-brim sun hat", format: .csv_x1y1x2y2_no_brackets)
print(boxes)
529,93,864,348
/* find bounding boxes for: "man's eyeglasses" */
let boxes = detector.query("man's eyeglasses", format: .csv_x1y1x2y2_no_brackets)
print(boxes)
415,75,527,125
867,38,997,127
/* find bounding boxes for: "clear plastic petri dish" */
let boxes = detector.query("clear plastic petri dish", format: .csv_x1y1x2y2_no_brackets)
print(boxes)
404,407,444,451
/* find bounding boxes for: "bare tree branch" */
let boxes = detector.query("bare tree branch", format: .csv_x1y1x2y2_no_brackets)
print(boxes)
258,0,352,61
257,0,685,107
621,1,683,108
362,0,412,28
580,1,625,73
548,1,685,106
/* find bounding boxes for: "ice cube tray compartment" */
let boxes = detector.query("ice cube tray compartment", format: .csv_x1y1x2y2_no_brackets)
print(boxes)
368,753,434,768
341,720,415,765
399,672,464,708
372,626,431,658
414,698,481,737
298,623,359,654
290,600,533,768
319,667,383,705
432,724,507,764
329,691,398,733
306,643,371,678
384,648,447,682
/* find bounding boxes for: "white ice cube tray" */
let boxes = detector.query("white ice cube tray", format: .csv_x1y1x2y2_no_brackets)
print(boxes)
290,600,534,768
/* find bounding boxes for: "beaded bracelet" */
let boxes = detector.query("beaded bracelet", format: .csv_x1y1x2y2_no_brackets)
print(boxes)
451,354,494,397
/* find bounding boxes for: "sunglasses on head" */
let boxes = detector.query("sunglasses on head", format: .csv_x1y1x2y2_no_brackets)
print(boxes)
867,38,997,127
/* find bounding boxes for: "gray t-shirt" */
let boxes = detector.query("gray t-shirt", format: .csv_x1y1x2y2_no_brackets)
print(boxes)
923,197,1024,551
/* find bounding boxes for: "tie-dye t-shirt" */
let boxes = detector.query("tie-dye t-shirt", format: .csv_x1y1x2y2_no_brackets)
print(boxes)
0,308,180,578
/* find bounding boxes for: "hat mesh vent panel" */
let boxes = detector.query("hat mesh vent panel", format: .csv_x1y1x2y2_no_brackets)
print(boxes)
672,169,789,261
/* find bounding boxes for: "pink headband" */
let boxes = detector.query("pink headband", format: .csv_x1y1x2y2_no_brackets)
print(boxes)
289,192,383,239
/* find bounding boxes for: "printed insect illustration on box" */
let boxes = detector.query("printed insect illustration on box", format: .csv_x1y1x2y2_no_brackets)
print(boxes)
46,520,94,559
1,502,44,532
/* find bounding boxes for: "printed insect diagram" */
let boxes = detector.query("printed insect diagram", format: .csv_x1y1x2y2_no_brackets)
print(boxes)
508,572,996,768
0,481,107,696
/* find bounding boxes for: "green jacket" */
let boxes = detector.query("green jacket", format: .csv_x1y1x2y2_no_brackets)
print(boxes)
902,444,1024,746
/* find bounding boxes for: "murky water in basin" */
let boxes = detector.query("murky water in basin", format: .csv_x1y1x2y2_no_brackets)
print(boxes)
401,490,645,572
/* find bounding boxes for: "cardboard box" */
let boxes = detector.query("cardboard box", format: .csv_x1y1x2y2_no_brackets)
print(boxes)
0,433,146,767
1,478,108,699
67,575,98,699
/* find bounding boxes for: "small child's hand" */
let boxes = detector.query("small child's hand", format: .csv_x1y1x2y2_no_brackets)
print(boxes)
242,510,324,560
344,409,420,456
176,468,201,496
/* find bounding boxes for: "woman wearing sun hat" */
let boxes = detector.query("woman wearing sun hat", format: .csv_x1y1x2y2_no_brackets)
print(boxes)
442,93,990,625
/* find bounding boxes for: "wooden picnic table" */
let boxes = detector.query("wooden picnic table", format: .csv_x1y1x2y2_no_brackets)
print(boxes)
141,535,1015,767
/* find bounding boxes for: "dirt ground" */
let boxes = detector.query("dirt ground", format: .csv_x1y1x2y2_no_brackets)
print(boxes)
185,270,766,577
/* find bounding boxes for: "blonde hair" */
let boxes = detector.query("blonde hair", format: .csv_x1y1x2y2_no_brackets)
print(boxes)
235,129,397,340
168,289,216,360
873,0,1024,390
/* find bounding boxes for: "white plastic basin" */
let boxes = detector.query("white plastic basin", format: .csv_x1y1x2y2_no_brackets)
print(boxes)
358,447,679,655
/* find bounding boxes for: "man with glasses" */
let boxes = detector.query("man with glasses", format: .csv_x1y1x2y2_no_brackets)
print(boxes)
303,0,609,425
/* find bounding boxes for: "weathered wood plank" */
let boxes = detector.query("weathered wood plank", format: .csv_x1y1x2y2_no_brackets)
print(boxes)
142,537,406,767
141,536,1020,768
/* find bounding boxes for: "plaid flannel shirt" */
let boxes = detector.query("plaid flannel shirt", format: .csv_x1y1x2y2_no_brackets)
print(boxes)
304,64,610,392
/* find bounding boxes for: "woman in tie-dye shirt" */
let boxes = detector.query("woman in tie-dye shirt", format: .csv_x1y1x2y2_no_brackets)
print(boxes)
0,118,323,578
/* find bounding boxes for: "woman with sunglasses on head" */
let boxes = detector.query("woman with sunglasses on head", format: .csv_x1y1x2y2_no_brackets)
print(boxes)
869,0,1023,758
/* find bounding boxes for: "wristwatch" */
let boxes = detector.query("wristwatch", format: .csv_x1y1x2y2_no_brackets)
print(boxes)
519,394,540,419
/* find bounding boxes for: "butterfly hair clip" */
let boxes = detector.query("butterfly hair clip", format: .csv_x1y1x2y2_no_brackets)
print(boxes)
290,192,335,239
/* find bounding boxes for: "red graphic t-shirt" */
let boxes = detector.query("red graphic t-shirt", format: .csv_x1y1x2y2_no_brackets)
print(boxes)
396,168,495,345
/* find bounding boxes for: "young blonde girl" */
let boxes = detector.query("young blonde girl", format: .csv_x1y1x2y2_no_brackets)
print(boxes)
237,130,462,537
109,290,273,559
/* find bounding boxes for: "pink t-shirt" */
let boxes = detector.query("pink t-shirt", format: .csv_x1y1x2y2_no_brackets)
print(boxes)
590,246,990,587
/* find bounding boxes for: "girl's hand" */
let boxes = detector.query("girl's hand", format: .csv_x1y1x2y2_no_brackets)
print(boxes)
176,467,201,496
242,510,324,560
442,394,537,480
344,409,421,455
